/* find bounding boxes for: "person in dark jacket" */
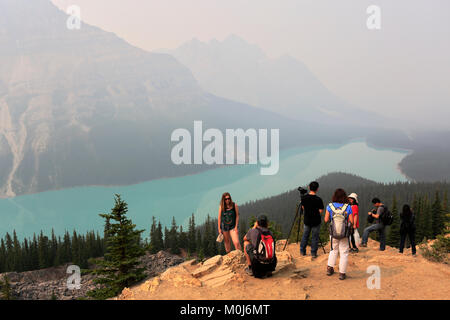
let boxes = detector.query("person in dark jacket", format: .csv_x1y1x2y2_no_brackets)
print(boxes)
399,204,416,255
243,215,277,278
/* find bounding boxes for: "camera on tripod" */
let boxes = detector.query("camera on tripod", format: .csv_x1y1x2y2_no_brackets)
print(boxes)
298,186,308,196
283,184,326,253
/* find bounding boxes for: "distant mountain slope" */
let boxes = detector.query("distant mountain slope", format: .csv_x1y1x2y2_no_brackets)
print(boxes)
399,130,450,182
160,35,385,127
0,0,353,197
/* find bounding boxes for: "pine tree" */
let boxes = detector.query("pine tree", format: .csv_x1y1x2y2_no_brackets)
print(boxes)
169,217,180,254
387,196,401,248
423,197,434,240
196,229,202,254
12,231,22,272
62,231,71,264
22,238,30,271
0,275,12,300
178,226,188,251
71,230,81,266
30,234,39,270
431,191,444,237
208,217,218,256
149,216,158,253
50,229,58,267
4,233,12,271
202,215,217,257
443,191,448,213
163,226,169,250
415,196,425,242
188,214,197,254
38,231,49,269
155,222,164,252
87,194,145,299
0,239,6,273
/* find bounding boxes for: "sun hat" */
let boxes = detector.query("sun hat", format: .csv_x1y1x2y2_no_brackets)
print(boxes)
348,193,359,204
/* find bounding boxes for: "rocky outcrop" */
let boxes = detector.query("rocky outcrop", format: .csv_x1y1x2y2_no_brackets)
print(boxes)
118,243,295,300
139,251,185,277
0,250,184,300
1,264,97,300
118,239,450,300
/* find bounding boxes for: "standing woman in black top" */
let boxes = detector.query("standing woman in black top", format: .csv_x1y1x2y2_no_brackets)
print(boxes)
218,192,242,253
399,204,416,255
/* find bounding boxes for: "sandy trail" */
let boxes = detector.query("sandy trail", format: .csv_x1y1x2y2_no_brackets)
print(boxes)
118,239,450,300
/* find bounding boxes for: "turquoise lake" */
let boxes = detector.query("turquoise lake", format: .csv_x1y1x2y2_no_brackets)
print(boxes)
0,141,409,238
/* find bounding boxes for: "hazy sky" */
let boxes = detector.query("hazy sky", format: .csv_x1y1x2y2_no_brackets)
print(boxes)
51,0,450,130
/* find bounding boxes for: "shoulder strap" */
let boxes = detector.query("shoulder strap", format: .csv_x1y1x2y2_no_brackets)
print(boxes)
330,203,348,212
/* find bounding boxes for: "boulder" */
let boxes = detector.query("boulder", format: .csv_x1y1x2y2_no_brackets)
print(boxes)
160,266,202,287
140,277,161,293
274,250,294,274
275,240,288,252
118,287,135,300
221,250,246,272
192,255,223,278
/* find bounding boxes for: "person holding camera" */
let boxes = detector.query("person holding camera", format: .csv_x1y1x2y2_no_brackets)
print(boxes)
218,192,241,253
299,181,324,258
360,197,386,251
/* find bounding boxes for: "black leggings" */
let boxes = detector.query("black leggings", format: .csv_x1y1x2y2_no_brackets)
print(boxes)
400,229,416,254
350,233,357,248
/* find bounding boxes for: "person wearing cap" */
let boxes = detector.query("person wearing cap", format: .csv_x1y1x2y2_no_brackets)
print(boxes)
243,215,277,277
348,193,360,253
360,198,387,251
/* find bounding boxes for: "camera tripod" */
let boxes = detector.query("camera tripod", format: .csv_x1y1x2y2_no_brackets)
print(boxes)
283,196,326,254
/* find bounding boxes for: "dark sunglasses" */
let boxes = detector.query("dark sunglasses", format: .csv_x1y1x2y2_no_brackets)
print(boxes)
225,197,231,200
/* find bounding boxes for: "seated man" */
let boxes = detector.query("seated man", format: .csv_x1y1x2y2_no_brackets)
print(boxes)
361,197,387,251
243,215,277,278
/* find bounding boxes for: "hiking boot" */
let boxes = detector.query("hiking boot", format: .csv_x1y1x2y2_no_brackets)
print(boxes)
353,247,359,253
326,266,334,276
245,266,253,276
339,273,346,280
360,243,367,247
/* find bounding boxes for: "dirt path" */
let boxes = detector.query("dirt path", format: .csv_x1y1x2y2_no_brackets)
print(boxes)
118,239,450,300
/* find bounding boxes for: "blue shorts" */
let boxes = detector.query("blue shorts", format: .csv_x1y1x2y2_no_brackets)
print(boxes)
221,223,236,232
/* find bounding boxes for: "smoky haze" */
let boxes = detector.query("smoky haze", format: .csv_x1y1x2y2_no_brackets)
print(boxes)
50,0,450,130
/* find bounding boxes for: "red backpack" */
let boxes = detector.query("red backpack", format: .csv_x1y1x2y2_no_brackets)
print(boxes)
255,229,275,263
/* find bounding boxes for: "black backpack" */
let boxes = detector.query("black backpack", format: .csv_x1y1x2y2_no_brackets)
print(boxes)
380,205,394,226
